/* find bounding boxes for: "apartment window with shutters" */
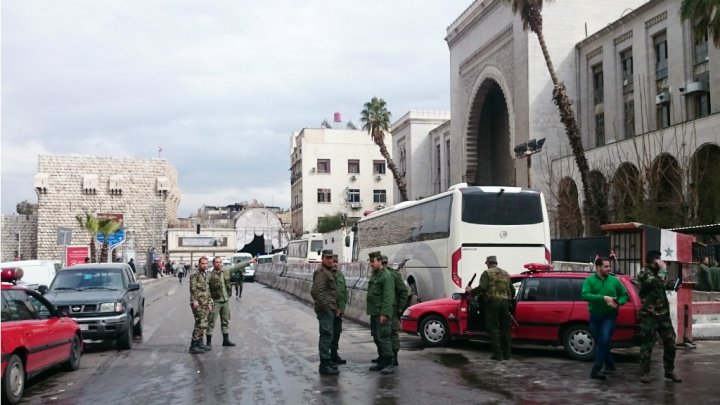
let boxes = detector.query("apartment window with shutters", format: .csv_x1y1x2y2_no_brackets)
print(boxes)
373,160,386,174
595,113,605,146
620,49,633,92
654,33,668,80
593,64,604,105
691,72,711,120
373,190,386,203
347,189,360,203
317,188,331,203
317,159,331,173
623,100,635,139
347,159,360,174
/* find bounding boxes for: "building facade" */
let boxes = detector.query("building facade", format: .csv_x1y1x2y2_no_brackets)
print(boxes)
34,155,180,268
0,214,38,261
289,126,395,237
390,110,451,203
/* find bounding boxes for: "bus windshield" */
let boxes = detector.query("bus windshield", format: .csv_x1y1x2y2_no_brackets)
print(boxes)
310,240,323,252
461,190,543,225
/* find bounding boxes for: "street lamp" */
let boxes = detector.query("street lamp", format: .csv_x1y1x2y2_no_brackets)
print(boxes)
514,138,546,188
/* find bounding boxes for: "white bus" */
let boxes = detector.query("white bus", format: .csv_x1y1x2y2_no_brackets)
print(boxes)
286,233,324,264
354,184,551,302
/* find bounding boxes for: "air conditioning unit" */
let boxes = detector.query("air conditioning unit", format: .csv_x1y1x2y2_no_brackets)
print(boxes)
684,81,709,95
655,90,670,105
34,173,50,194
350,175,357,181
375,175,382,181
83,174,99,194
349,202,361,209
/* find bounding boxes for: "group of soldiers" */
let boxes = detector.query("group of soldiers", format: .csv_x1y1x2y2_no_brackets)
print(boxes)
311,249,410,376
187,255,255,354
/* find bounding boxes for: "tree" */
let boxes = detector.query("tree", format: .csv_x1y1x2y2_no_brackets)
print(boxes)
316,213,346,233
504,0,596,234
76,213,99,262
680,0,720,47
360,96,409,202
16,200,37,215
97,219,121,263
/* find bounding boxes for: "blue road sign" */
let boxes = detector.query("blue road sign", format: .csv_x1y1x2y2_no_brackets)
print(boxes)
96,228,126,247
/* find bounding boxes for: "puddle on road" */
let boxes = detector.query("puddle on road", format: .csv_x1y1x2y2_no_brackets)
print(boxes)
434,352,470,367
432,352,516,401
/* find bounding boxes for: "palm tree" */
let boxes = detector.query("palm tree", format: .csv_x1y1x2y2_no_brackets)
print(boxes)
76,213,100,262
360,97,409,202
680,0,720,47
504,0,596,234
97,219,121,263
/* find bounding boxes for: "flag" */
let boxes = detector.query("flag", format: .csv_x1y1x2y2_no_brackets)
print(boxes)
660,229,693,262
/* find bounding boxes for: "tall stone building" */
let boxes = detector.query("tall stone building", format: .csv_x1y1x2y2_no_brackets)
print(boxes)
34,155,180,266
0,214,38,261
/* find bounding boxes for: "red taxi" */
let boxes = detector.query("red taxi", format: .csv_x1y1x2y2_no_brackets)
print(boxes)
400,264,642,360
1,267,83,405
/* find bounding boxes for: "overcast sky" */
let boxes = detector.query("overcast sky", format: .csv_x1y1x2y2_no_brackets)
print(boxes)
1,0,470,217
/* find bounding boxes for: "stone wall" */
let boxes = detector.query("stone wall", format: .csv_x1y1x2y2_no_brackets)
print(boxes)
0,214,38,261
35,155,180,263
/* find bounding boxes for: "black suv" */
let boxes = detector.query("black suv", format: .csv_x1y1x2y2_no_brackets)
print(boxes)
40,263,145,350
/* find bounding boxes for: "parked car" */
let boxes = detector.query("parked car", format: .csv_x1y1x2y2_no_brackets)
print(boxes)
39,263,144,350
0,260,58,291
400,265,642,361
1,267,82,405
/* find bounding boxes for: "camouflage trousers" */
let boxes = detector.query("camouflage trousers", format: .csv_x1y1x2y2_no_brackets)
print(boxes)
390,312,400,353
485,299,511,359
370,315,393,359
191,306,209,341
317,310,335,361
639,314,676,374
207,300,231,335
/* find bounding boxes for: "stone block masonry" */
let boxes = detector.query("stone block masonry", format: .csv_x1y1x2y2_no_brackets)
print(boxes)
1,214,38,261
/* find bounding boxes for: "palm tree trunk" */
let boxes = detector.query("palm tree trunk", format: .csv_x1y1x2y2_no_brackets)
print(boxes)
90,239,97,263
377,142,409,202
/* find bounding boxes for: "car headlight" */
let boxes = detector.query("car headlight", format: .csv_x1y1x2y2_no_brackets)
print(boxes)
99,302,125,312
402,308,412,317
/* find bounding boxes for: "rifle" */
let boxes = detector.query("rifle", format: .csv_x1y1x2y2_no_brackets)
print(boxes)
466,273,477,289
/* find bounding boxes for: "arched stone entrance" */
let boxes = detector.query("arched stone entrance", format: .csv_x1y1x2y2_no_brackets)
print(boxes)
587,170,609,235
692,143,720,224
611,163,641,222
557,177,583,237
465,79,513,186
649,153,683,228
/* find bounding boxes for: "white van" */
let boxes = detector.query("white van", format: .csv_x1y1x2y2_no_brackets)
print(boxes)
0,260,58,290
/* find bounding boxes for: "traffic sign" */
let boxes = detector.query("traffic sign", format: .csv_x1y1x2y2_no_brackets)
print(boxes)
97,228,126,247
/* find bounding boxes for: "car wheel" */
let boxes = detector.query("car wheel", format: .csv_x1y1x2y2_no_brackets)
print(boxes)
419,315,450,347
63,334,82,371
117,316,134,350
133,309,144,337
2,354,25,405
563,324,595,361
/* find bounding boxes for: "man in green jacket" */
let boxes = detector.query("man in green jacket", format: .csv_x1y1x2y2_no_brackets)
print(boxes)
311,249,340,375
382,255,409,366
581,257,629,379
207,256,253,348
366,251,396,375
330,254,348,365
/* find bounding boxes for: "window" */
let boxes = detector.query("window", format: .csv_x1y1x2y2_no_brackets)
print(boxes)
373,160,386,174
657,104,671,129
26,293,52,319
690,72,711,120
445,139,451,189
348,159,360,174
655,34,668,80
694,28,709,64
399,145,407,177
373,190,387,203
3,290,38,321
593,64,604,105
347,189,360,203
620,49,633,88
462,191,543,225
595,113,605,146
623,100,635,139
317,159,330,174
522,278,573,302
317,188,331,203
434,143,442,194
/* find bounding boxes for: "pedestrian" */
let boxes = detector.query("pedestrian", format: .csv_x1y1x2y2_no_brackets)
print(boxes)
366,251,396,375
311,249,340,375
330,254,348,365
177,264,185,285
127,258,137,273
189,256,213,354
206,256,241,348
381,255,409,367
581,257,629,379
229,262,245,298
151,258,160,279
465,255,514,361
636,250,682,383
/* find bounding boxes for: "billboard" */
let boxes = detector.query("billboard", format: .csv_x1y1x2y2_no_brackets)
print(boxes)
96,213,126,247
66,246,90,267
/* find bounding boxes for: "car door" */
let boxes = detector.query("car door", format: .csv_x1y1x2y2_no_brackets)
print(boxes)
124,267,140,310
3,290,50,372
513,277,573,341
26,290,72,366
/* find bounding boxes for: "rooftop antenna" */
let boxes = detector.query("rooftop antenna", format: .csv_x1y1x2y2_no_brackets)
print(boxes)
158,145,163,158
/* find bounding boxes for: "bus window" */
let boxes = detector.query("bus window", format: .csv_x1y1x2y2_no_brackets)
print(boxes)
461,190,543,225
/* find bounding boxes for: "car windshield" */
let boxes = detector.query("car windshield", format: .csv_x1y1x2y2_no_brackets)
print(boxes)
51,269,125,290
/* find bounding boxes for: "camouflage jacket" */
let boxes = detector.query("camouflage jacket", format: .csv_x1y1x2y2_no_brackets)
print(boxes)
472,267,513,301
636,265,672,317
334,269,348,312
228,260,252,282
208,268,232,302
189,271,212,306
388,267,409,313
366,268,395,316
311,265,338,313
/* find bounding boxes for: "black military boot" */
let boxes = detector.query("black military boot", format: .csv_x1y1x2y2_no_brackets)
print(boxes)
369,357,386,371
330,351,347,365
222,333,236,347
392,350,399,366
188,340,204,354
204,335,212,351
319,360,339,375
380,357,395,375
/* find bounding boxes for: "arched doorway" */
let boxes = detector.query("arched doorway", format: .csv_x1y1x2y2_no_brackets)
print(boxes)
587,170,609,235
557,177,583,237
692,143,720,224
611,163,641,222
649,153,683,228
466,79,513,186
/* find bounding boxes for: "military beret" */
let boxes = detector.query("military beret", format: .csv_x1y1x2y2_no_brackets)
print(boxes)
368,251,382,261
322,249,334,257
485,255,498,264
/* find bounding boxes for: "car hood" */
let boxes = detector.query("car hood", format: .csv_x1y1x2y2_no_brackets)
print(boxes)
45,289,124,304
408,297,460,310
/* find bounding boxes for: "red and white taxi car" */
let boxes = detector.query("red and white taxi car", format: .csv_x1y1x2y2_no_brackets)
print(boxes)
1,267,83,405
401,264,642,360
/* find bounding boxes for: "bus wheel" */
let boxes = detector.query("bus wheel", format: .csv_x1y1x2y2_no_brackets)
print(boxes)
420,315,450,347
408,281,419,304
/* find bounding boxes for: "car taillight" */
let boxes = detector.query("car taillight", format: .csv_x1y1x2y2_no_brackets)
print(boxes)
451,248,462,288
545,247,552,264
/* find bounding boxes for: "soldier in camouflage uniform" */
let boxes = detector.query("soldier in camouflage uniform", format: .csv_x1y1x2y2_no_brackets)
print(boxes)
311,249,340,375
189,256,213,354
367,251,396,375
207,256,253,348
381,255,409,366
636,250,682,383
330,254,348,365
466,255,514,361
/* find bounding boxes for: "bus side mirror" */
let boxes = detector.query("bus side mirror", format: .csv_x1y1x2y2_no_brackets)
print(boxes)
344,235,350,247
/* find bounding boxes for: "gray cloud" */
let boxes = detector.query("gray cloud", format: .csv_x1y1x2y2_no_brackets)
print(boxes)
1,0,468,216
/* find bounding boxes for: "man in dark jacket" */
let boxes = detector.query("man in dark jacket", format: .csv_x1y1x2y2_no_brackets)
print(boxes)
330,254,348,365
367,251,396,375
128,258,137,274
311,250,339,375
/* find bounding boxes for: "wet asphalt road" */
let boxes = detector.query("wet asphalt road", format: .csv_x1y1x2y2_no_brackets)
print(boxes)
19,276,720,405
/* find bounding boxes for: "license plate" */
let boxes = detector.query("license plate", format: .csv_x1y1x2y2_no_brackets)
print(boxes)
79,324,89,331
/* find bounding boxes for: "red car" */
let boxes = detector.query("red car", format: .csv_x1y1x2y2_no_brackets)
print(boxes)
1,267,83,405
401,265,641,360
